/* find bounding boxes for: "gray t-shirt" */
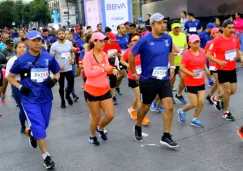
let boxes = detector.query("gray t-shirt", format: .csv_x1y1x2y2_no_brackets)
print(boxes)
50,40,73,72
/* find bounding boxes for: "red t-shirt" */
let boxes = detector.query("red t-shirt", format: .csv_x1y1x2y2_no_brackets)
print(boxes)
205,40,216,70
122,48,141,80
181,49,206,86
208,35,240,70
103,42,121,74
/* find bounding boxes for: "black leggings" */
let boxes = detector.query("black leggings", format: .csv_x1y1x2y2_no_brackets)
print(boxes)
108,74,117,88
59,71,74,101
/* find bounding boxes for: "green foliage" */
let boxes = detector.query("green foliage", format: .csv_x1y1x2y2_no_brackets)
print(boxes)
0,0,51,28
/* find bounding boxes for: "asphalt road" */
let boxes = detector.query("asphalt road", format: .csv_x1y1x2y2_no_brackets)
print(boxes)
1,67,243,171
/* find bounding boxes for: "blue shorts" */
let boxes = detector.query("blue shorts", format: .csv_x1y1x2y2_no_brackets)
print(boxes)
22,102,52,139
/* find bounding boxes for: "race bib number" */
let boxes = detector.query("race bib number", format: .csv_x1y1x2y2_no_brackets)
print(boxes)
193,69,204,79
136,66,142,75
31,68,49,83
175,46,184,56
152,67,167,80
225,50,236,61
189,27,197,32
209,66,216,71
107,49,117,56
61,52,71,59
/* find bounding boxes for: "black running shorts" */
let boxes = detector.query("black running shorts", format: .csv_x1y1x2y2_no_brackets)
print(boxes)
217,69,237,84
128,79,139,89
139,79,172,104
185,84,205,94
84,90,112,102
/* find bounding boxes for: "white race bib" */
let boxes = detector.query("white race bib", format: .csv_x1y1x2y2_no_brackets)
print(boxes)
225,50,236,61
175,46,184,56
31,68,49,83
152,67,167,80
189,27,197,32
209,66,216,71
107,49,117,56
136,66,142,75
193,69,204,79
61,52,71,59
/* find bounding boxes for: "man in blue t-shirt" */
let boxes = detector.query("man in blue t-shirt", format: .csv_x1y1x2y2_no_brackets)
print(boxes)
184,13,202,35
115,24,129,95
199,23,214,48
129,13,179,149
7,30,60,170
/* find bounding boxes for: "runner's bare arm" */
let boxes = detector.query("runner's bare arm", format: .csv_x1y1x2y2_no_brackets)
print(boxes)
7,72,20,89
53,72,60,81
120,58,129,68
128,51,136,75
180,64,197,77
206,51,226,66
169,52,174,67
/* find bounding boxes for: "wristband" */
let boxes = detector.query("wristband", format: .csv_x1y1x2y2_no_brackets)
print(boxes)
170,66,176,69
132,73,137,77
18,85,23,91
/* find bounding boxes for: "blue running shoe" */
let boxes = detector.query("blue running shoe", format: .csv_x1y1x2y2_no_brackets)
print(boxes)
157,106,164,113
191,118,203,128
150,102,158,112
178,109,186,123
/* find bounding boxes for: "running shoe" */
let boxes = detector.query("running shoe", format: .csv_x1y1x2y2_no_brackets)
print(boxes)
66,95,73,105
25,128,37,148
61,101,66,109
88,136,100,146
214,100,221,111
150,102,158,112
112,96,118,105
115,88,122,95
1,95,5,103
134,125,143,142
95,126,108,134
128,107,137,120
191,118,203,128
175,94,187,104
160,135,179,149
206,95,214,104
44,156,55,170
208,80,214,87
178,109,186,123
223,111,235,121
157,106,164,113
142,116,150,126
211,96,218,104
96,128,107,141
73,95,79,102
237,126,243,141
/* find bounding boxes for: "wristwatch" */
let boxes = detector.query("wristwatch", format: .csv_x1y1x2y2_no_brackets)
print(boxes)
170,66,176,69
132,73,137,77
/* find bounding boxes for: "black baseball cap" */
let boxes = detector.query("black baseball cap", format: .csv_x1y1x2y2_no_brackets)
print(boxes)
6,39,14,47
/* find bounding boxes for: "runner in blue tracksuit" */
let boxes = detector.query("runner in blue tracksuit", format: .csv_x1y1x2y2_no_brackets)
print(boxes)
7,30,60,170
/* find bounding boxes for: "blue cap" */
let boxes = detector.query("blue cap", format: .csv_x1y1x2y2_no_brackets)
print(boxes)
206,23,215,29
27,30,43,40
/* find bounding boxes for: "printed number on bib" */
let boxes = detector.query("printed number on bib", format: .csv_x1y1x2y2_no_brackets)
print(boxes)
209,66,216,71
136,66,142,75
152,67,167,80
193,69,204,79
31,68,49,83
225,50,236,61
61,52,71,59
189,27,197,32
107,49,117,56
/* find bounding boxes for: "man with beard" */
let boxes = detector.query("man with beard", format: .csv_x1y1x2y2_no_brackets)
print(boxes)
50,29,75,108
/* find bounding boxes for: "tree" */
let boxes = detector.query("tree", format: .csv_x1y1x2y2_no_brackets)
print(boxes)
22,3,32,26
0,1,14,28
29,0,51,26
13,0,24,27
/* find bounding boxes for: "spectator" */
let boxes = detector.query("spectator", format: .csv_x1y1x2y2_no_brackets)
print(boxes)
145,14,151,32
180,11,188,31
234,12,243,35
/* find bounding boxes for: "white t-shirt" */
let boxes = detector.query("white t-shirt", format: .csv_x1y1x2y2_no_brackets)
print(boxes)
6,56,20,81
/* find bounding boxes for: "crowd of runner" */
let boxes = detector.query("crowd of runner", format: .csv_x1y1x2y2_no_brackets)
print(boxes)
0,11,243,170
